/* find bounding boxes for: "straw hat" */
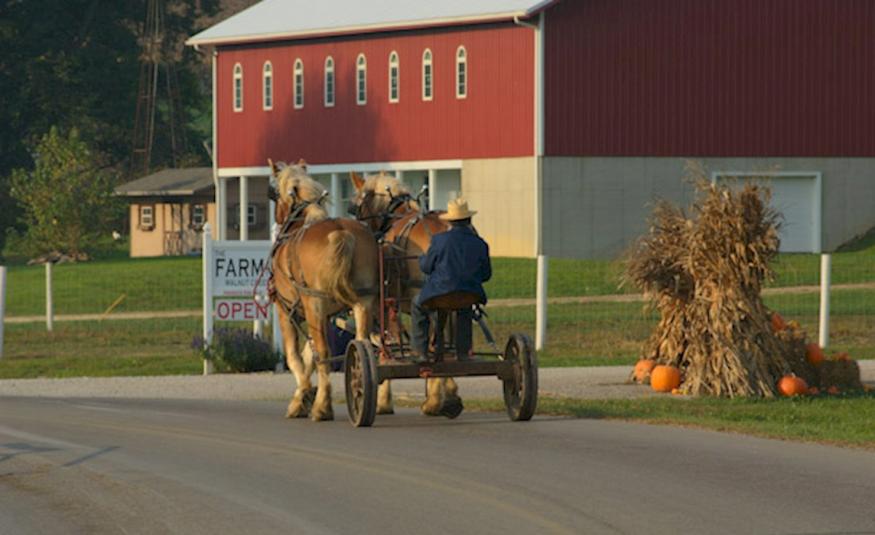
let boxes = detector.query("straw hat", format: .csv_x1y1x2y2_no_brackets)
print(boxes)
440,197,477,221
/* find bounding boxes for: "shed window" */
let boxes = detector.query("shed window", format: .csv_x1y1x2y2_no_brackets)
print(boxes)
294,59,304,109
247,205,257,227
140,205,154,230
388,51,399,103
422,49,433,101
356,54,367,105
324,56,335,107
233,63,243,111
262,61,273,110
192,204,205,226
456,46,467,99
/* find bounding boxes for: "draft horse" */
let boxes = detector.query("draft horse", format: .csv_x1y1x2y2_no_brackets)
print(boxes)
269,161,379,421
349,172,464,417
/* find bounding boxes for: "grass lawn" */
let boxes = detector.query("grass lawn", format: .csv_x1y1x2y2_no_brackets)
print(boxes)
464,394,875,449
5,246,875,316
0,318,204,378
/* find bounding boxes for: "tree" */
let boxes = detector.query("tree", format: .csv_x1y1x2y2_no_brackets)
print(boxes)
10,127,122,258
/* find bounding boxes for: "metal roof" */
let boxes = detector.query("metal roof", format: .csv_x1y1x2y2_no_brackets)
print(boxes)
187,0,555,47
115,168,214,197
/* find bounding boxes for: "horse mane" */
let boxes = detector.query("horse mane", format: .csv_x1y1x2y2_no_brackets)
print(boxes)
276,162,329,222
361,172,419,212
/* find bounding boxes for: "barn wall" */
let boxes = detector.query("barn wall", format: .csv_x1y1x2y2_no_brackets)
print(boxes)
462,156,535,258
217,23,534,168
542,157,875,259
544,0,875,157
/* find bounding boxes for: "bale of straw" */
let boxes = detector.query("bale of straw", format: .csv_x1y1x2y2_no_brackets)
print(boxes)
626,165,817,397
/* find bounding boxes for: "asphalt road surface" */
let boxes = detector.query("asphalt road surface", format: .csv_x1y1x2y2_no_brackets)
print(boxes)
1,397,874,535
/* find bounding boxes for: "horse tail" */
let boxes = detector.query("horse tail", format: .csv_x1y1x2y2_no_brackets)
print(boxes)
323,230,358,306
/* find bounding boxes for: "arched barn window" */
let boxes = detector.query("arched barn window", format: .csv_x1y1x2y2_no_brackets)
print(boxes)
233,63,243,112
456,46,467,99
422,49,433,101
324,56,335,107
293,59,304,109
262,61,273,110
388,51,399,103
356,54,367,105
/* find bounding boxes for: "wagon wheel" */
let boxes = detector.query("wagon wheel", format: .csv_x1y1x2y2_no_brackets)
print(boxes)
502,334,538,421
345,340,378,427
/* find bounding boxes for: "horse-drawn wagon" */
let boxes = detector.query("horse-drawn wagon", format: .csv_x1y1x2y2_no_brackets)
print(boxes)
343,173,538,427
267,161,537,427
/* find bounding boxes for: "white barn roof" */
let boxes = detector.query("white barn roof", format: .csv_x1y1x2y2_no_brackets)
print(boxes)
188,0,555,47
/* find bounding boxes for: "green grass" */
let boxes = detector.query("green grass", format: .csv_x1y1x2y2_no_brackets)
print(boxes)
2,242,873,377
0,318,204,378
5,244,875,317
465,394,875,449
5,255,202,316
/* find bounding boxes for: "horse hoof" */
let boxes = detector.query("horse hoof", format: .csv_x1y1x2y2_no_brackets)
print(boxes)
439,397,464,419
377,406,395,415
420,402,442,417
310,406,335,422
285,403,309,418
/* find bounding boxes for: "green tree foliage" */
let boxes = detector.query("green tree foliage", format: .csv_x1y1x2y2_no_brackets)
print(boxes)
0,0,225,256
10,127,122,258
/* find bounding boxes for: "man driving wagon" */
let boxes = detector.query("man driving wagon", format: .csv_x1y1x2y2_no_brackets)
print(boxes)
411,198,492,362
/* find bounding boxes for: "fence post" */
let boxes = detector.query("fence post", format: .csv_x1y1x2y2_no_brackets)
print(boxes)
45,262,54,332
270,221,284,371
202,223,214,375
535,254,548,351
818,253,831,348
0,266,6,359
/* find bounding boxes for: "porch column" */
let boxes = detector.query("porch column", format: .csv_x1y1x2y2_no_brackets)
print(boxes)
217,177,227,240
330,173,341,217
427,169,437,211
239,175,248,241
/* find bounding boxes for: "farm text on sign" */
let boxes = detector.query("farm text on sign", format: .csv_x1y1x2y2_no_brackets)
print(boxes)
210,244,271,297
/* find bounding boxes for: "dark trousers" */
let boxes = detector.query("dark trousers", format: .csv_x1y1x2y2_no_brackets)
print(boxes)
411,302,473,360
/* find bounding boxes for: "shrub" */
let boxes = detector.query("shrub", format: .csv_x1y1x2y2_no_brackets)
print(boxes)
193,328,279,373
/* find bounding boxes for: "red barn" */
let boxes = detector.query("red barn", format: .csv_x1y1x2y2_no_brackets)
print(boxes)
190,0,875,258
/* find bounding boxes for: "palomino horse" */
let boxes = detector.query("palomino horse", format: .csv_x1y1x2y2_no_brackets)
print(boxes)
349,172,464,417
269,161,379,421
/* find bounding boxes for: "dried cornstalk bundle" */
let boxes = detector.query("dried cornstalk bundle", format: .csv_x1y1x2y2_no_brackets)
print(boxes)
626,169,816,397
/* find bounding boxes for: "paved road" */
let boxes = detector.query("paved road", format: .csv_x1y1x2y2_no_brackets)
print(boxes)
1,397,874,534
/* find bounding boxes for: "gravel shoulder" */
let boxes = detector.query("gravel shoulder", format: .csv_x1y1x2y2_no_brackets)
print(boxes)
1,362,872,401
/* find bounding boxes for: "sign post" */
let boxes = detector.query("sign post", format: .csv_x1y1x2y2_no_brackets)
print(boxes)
202,223,214,375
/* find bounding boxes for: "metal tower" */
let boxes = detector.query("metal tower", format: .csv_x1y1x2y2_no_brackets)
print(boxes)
131,0,186,176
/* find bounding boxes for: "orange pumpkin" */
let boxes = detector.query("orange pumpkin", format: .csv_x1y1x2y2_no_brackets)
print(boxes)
827,386,840,395
833,352,851,362
651,365,681,392
805,343,824,366
771,312,787,332
777,375,808,397
633,359,657,382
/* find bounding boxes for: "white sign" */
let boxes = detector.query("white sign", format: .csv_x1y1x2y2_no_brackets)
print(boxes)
215,299,269,321
209,241,272,297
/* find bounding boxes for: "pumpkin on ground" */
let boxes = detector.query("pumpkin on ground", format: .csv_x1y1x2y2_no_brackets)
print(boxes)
634,359,657,382
777,375,808,397
805,343,825,366
770,312,787,332
651,365,681,392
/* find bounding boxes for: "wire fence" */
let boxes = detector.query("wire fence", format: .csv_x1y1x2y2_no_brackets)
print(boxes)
2,244,873,375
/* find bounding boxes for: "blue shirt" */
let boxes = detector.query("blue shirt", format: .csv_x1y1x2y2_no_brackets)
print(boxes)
417,225,492,305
